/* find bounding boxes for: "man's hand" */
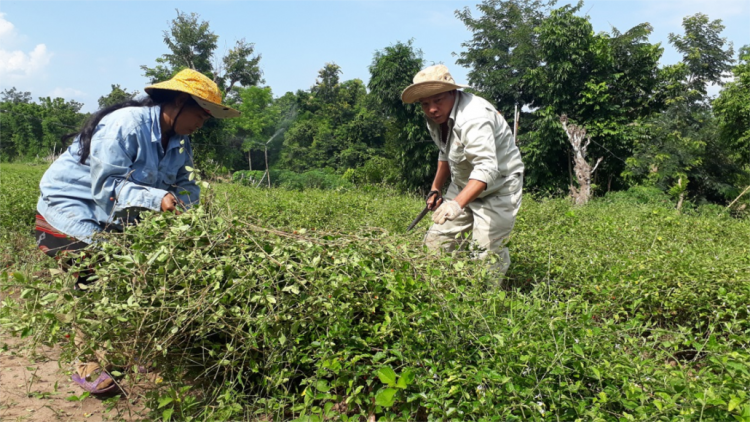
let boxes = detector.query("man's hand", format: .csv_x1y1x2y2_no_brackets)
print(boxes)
426,190,443,211
161,193,182,215
432,200,463,224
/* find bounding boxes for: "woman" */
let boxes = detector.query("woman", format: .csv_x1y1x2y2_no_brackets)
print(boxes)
35,68,240,394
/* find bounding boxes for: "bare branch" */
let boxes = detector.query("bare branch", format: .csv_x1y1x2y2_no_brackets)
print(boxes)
591,157,604,174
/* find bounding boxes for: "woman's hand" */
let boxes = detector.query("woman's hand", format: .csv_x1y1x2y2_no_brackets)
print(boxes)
161,193,182,215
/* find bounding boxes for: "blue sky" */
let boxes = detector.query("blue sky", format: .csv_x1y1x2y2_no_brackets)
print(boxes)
1,0,748,113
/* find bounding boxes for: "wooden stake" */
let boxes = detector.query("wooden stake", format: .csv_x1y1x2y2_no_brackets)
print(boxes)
513,105,519,144
265,145,270,188
726,185,750,211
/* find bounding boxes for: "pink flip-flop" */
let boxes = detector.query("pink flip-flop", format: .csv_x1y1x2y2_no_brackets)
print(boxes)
71,362,120,395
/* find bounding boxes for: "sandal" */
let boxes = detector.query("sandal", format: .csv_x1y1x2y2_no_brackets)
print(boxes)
71,362,120,395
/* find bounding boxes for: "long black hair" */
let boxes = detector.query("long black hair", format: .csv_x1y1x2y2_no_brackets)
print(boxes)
62,89,184,164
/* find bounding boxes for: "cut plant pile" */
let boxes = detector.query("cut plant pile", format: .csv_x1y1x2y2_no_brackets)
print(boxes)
2,164,750,421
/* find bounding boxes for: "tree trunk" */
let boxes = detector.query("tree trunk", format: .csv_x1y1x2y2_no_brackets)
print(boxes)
560,115,603,206
568,147,573,190
676,177,684,211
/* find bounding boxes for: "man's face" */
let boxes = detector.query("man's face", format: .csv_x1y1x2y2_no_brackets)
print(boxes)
420,91,456,125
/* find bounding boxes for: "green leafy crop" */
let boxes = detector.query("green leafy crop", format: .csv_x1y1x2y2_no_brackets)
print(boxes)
2,165,750,421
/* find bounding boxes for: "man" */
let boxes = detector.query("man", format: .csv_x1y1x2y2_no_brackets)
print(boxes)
401,64,524,274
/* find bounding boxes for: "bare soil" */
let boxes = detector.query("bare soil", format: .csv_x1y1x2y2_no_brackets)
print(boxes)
1,244,150,422
0,333,147,422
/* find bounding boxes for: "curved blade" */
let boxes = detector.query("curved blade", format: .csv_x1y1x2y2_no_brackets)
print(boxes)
407,206,430,231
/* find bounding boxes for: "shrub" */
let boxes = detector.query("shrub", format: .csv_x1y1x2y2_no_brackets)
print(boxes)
344,157,400,186
233,169,352,191
4,198,749,420
603,185,674,206
0,163,46,231
3,167,750,421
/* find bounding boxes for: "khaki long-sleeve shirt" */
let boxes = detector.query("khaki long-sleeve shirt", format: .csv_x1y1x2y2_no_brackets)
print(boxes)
426,91,524,197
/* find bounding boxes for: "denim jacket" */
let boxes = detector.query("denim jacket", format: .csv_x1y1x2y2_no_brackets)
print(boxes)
37,106,200,243
427,91,524,197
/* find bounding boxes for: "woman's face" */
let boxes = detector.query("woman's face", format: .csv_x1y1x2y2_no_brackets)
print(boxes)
173,99,212,135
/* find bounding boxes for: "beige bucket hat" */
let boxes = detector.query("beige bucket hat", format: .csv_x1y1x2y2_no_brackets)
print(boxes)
145,68,240,119
401,64,470,104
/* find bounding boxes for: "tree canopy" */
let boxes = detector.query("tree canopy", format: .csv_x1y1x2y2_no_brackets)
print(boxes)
2,4,747,207
97,84,138,110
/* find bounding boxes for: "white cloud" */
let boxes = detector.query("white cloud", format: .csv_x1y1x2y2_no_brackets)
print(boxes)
48,87,86,99
0,13,15,41
0,44,52,77
0,14,52,81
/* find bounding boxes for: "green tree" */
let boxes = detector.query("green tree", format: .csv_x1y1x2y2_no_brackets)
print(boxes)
220,39,264,93
526,3,596,114
368,40,433,191
279,64,384,173
0,96,84,161
97,84,138,109
713,46,750,169
38,97,85,155
1,87,32,104
456,0,556,116
518,3,663,193
311,62,342,105
141,9,263,171
0,101,43,161
144,10,218,81
668,13,735,99
626,16,741,203
142,10,262,91
227,86,280,170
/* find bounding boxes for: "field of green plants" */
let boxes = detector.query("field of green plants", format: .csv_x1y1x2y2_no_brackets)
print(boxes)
2,162,750,421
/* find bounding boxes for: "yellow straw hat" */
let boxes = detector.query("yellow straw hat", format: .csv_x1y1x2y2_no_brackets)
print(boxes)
401,64,470,104
145,68,240,119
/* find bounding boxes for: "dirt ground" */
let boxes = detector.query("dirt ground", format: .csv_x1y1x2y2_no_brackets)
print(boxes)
0,333,147,422
0,248,150,422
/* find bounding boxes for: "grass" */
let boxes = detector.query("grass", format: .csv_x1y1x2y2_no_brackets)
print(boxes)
0,163,49,273
2,162,750,421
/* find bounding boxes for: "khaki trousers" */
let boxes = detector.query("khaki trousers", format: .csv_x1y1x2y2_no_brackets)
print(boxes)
424,175,523,274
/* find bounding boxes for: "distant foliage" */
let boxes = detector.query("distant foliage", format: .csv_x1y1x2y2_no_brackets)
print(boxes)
713,46,750,172
233,168,352,191
225,85,283,171
277,64,385,174
0,6,747,206
456,0,555,116
140,9,263,172
343,156,400,186
1,87,32,104
601,185,674,206
97,84,138,110
368,40,434,191
625,17,743,203
0,96,85,162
